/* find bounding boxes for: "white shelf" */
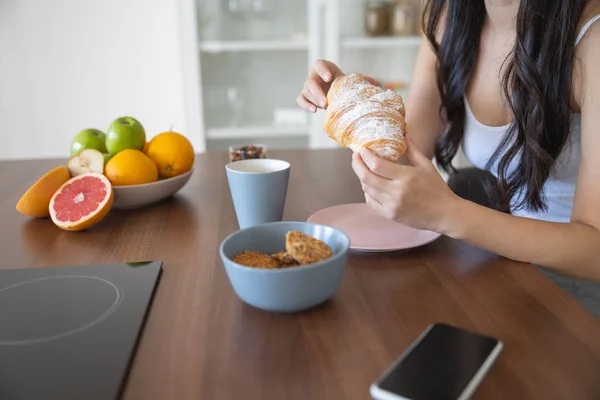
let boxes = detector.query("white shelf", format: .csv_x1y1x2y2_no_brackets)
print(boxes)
342,35,423,49
206,124,309,139
199,39,308,53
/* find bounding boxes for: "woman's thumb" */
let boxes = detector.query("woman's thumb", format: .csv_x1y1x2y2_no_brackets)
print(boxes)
365,76,380,87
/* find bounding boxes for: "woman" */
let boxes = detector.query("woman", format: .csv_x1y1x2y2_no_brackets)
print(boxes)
298,0,600,316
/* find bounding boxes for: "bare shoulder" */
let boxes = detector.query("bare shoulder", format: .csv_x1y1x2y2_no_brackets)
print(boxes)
576,4,600,65
578,6,600,44
578,0,600,33
573,3,600,109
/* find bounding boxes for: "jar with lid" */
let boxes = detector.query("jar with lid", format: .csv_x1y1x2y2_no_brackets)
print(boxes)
390,0,415,36
364,1,392,37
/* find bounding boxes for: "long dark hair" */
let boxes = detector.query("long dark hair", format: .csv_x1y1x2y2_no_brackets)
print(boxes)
423,0,587,212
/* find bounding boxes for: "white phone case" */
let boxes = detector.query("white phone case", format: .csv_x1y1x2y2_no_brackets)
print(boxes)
369,324,504,400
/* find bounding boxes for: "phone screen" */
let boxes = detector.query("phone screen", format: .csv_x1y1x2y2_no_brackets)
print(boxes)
376,324,501,400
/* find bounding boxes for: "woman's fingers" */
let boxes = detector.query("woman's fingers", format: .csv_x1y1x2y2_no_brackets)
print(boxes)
365,192,387,216
364,76,379,86
362,182,387,205
303,71,328,108
314,59,335,82
296,93,317,113
298,59,345,112
352,152,393,193
358,148,403,179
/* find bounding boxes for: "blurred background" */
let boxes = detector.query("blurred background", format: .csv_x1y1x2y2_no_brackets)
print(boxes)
0,0,435,161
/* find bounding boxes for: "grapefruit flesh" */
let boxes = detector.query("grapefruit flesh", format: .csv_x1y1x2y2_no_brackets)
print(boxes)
49,173,113,231
16,165,71,218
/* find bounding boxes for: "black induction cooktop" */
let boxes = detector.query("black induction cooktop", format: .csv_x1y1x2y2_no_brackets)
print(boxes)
0,261,162,400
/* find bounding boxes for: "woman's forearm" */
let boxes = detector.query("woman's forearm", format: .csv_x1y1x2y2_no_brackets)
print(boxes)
444,198,600,280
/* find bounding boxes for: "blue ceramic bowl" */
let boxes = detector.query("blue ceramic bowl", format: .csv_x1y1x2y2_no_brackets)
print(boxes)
219,221,350,313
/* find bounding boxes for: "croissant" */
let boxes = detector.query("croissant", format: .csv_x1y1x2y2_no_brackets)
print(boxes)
323,73,407,162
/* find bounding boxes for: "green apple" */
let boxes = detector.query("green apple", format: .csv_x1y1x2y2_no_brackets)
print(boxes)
70,128,107,156
103,153,113,164
105,116,146,155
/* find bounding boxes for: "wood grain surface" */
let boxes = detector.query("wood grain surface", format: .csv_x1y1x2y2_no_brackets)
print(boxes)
2,148,600,400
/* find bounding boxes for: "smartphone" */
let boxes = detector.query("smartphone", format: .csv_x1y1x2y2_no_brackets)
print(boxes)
370,323,503,400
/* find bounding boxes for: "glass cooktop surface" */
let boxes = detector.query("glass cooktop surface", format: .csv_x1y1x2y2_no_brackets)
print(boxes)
0,261,162,400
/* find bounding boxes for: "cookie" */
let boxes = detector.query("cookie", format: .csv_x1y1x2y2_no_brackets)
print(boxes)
232,250,278,269
271,251,299,268
285,231,333,265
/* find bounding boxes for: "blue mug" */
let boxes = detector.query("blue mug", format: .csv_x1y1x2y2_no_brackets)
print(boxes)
225,159,290,229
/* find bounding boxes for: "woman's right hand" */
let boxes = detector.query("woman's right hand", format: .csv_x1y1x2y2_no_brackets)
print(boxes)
297,59,343,113
297,60,378,113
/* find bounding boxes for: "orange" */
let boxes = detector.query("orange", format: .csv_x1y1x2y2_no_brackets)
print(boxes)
145,131,195,178
49,173,113,231
16,165,71,218
104,149,158,186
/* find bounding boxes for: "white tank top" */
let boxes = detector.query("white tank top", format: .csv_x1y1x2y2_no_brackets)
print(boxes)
462,14,600,223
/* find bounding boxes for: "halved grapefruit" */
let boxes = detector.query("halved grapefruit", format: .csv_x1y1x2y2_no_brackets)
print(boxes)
49,173,113,231
16,165,71,218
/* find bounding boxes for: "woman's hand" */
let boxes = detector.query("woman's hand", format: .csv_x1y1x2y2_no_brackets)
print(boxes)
351,142,461,233
297,59,377,113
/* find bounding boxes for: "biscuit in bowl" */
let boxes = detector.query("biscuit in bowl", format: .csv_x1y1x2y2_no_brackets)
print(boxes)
271,251,300,268
285,231,333,265
232,250,278,269
219,221,350,313
231,231,333,269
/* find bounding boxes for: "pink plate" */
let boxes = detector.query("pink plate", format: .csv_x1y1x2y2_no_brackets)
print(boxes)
307,203,442,252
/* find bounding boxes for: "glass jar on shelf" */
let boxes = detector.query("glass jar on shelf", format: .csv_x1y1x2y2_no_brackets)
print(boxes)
364,1,392,37
390,0,415,36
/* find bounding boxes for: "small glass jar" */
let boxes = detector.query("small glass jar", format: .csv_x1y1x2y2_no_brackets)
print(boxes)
365,1,392,37
229,144,268,162
390,0,415,36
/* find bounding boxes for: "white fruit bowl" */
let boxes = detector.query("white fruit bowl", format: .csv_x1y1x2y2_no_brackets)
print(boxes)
111,169,193,209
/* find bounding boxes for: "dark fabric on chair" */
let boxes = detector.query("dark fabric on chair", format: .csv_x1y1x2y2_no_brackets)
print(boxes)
447,167,510,213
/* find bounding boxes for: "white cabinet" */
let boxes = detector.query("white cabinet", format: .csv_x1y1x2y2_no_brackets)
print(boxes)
181,0,423,153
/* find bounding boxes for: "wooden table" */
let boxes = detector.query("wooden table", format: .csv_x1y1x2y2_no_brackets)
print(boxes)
2,149,600,399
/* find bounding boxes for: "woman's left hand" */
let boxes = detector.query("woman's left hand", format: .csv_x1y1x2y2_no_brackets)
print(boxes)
351,142,461,233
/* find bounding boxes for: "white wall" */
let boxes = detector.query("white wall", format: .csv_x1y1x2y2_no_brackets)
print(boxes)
0,0,194,160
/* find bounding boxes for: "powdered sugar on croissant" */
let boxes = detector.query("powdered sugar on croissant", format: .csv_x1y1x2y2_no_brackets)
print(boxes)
323,73,407,162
